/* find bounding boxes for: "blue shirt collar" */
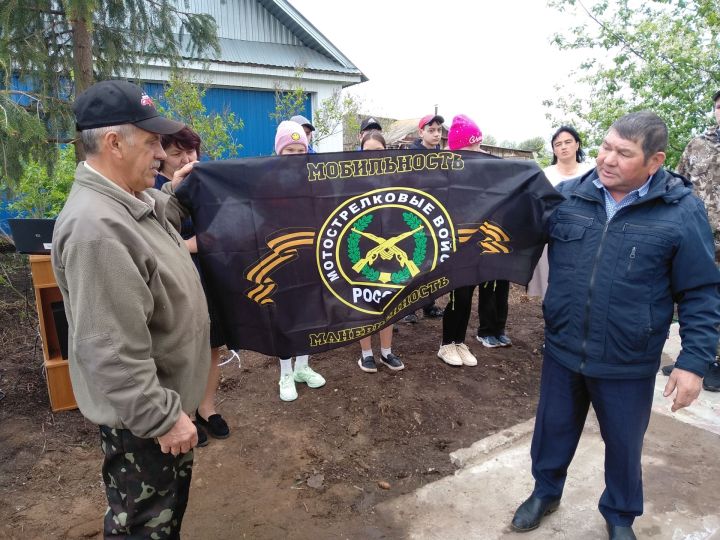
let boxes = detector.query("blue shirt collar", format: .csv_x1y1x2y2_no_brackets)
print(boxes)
592,174,653,200
592,174,654,222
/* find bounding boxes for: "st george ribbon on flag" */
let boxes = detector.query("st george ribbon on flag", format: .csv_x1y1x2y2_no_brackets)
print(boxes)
174,149,564,357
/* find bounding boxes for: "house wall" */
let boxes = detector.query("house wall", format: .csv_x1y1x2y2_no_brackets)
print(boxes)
155,0,359,153
140,65,346,154
143,81,308,157
0,201,16,235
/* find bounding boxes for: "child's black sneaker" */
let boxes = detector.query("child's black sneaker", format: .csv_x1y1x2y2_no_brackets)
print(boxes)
358,355,378,373
380,353,405,371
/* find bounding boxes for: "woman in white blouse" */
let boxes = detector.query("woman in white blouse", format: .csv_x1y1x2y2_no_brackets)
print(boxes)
527,126,595,298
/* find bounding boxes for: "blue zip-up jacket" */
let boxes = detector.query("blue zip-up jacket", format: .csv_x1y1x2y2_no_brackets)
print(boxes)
409,138,440,150
544,167,720,379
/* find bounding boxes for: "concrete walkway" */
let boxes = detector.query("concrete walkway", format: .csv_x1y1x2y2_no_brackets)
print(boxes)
377,324,720,539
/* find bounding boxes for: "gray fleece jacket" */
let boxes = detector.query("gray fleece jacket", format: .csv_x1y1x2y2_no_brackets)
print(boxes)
52,163,210,438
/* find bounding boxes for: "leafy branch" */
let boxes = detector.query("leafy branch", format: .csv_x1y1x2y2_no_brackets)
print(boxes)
270,66,363,146
545,0,720,166
154,71,244,160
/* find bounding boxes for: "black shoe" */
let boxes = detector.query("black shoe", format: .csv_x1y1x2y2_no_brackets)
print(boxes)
661,362,675,376
196,410,230,439
511,495,560,532
358,355,378,373
402,313,419,324
703,361,720,392
606,522,636,540
380,353,405,371
193,421,209,447
423,305,444,318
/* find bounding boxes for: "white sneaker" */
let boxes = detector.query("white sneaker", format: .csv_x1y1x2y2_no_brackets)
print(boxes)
438,343,463,366
279,374,298,401
293,365,326,388
456,343,478,366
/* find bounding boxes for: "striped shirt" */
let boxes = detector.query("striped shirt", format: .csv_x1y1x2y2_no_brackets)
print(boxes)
592,175,653,222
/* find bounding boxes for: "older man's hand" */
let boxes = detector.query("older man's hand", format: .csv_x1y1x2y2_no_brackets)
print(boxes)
663,367,703,412
171,161,198,191
157,411,198,456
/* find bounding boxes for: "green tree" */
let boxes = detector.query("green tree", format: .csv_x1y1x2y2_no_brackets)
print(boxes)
0,0,220,188
482,134,498,146
313,88,362,144
156,71,243,160
269,66,308,127
8,145,76,218
498,136,553,167
270,67,362,146
545,0,720,167
517,136,552,168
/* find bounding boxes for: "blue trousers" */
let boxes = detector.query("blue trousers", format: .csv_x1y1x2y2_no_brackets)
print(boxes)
530,355,655,526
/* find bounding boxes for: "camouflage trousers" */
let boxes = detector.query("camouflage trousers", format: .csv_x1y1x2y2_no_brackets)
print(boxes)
100,426,194,539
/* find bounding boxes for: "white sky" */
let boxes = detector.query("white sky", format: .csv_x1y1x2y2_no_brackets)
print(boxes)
287,0,591,144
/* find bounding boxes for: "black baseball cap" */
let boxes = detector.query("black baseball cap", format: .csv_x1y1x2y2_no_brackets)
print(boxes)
73,80,185,134
713,90,720,102
360,117,382,132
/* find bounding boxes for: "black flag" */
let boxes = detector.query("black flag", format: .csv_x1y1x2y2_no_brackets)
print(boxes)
175,149,563,357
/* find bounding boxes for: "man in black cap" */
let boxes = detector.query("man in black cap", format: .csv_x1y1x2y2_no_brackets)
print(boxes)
357,117,383,149
52,79,210,538
360,116,382,133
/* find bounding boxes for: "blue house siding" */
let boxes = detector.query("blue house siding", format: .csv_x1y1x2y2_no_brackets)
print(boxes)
6,75,311,158
0,199,20,235
7,74,35,106
7,74,73,107
145,83,311,158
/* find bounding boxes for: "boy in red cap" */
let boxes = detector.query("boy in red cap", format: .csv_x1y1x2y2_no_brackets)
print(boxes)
403,113,446,322
410,114,445,150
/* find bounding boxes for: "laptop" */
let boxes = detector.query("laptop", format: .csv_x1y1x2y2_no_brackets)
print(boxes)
8,218,56,254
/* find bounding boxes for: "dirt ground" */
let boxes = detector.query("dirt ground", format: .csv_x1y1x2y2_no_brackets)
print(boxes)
0,254,545,539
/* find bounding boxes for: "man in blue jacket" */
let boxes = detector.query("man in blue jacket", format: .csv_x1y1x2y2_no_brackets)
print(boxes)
511,111,720,540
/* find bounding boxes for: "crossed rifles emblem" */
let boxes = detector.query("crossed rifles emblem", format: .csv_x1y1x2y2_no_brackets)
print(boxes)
244,221,510,305
350,225,423,278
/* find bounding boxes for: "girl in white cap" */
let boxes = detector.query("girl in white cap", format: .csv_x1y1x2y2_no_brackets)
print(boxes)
273,121,326,401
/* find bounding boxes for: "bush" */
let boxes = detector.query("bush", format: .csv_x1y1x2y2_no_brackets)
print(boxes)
9,146,75,218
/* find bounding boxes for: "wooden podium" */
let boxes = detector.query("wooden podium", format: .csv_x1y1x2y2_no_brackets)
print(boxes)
29,255,77,412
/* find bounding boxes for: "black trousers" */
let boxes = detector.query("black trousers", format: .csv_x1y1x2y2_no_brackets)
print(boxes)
477,280,509,337
100,426,194,539
530,355,654,526
442,285,475,344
